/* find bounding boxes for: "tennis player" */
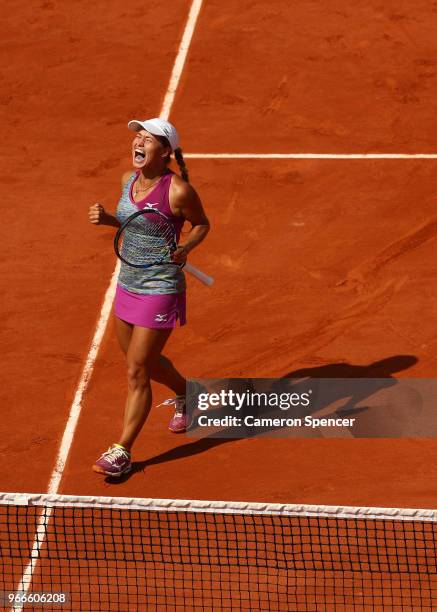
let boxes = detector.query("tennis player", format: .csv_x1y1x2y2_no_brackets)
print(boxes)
88,118,210,477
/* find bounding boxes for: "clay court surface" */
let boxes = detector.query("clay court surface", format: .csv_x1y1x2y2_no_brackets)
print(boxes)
2,0,437,512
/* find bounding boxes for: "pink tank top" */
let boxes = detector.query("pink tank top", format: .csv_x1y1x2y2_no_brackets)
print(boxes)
129,170,184,241
116,170,186,295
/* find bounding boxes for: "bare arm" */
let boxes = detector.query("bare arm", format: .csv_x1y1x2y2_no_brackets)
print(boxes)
88,171,133,228
88,204,120,227
170,176,210,263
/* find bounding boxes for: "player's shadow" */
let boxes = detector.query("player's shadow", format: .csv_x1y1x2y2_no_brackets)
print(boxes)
104,436,239,484
105,354,418,483
278,354,419,420
283,354,417,380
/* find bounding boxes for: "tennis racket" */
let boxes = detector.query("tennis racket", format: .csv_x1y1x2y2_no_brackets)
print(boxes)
114,207,214,286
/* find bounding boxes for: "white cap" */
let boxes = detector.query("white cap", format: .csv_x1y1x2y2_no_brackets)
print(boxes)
127,117,180,151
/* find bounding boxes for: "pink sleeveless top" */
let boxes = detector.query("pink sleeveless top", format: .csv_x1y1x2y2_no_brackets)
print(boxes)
116,170,186,295
129,170,184,241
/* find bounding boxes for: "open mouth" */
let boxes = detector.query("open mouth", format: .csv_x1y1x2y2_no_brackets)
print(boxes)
134,148,146,163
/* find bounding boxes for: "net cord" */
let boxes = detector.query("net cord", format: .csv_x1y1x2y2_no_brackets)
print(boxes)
0,492,436,522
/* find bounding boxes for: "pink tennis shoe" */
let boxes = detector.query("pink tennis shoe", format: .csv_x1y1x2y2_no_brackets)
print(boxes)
168,395,190,433
93,444,132,477
161,384,203,433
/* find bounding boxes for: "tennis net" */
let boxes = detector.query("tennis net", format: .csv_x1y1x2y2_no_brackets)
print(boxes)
0,492,436,611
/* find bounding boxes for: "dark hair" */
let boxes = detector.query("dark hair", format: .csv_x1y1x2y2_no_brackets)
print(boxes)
156,135,189,183
174,147,189,183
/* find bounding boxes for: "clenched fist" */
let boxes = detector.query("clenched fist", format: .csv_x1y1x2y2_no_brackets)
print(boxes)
89,203,106,225
171,245,189,265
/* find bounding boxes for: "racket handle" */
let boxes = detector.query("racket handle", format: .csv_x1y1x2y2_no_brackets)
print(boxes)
184,262,214,286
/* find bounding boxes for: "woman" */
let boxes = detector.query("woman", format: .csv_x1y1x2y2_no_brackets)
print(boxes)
88,117,210,477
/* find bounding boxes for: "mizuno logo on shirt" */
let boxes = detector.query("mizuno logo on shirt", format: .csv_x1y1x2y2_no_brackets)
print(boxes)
155,314,168,322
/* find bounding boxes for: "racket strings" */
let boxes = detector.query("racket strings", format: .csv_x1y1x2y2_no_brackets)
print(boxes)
119,212,176,266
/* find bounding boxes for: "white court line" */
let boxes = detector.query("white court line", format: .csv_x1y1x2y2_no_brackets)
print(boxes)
185,153,437,159
161,0,203,120
47,4,202,494
13,1,204,608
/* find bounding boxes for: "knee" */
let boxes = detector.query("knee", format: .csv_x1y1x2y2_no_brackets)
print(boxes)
126,362,151,389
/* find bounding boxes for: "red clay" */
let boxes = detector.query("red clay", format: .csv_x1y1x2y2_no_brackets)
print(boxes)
174,0,437,153
61,160,437,509
1,1,437,513
0,0,188,493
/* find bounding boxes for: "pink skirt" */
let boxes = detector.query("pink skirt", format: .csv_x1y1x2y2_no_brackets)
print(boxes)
114,284,186,328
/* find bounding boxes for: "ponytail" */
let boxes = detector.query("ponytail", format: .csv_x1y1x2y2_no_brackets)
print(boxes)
174,147,189,183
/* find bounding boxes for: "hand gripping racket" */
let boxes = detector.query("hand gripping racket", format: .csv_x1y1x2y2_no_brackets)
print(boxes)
114,207,214,286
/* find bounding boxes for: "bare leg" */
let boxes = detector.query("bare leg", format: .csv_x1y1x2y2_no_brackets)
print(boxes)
114,317,133,355
115,315,185,402
150,355,186,396
118,326,172,452
114,317,135,427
